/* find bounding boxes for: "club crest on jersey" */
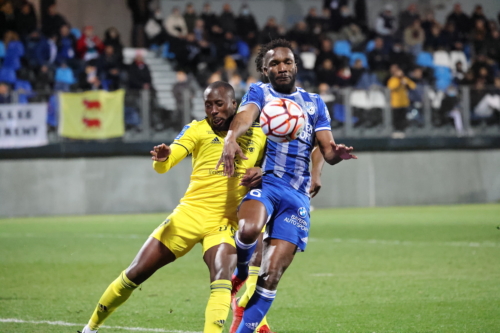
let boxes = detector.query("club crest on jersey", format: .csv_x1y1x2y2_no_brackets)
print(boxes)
305,102,316,115
298,207,307,218
175,125,190,140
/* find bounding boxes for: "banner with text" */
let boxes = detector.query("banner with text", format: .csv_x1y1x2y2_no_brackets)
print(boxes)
59,89,125,139
0,103,48,149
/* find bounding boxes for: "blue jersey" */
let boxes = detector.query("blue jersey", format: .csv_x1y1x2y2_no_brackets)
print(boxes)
239,82,332,195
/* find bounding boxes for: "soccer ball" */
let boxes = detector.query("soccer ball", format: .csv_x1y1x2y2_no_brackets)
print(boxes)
260,98,306,143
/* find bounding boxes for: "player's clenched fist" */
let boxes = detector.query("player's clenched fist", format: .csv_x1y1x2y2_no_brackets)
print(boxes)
150,143,171,162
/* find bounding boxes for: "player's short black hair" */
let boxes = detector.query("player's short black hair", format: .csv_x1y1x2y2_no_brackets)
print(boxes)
255,39,295,73
206,81,235,99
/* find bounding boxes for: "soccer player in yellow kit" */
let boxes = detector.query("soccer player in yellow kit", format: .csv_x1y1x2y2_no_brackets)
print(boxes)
79,81,267,333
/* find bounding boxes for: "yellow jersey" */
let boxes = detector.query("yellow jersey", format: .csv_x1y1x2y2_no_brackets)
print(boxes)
153,119,266,221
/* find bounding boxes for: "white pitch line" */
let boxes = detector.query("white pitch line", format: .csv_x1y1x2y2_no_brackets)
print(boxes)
0,318,202,333
308,238,499,248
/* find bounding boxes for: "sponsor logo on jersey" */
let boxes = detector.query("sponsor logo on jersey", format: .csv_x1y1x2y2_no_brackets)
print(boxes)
284,214,309,231
298,207,307,218
305,101,316,115
211,137,222,144
175,125,190,140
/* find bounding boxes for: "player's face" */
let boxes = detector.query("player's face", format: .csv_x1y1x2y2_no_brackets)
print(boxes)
263,47,297,94
204,87,236,131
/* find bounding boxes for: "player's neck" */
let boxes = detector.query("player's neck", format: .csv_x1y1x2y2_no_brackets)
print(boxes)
272,85,297,95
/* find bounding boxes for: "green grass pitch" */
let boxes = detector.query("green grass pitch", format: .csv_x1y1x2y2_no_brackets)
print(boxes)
1,204,499,333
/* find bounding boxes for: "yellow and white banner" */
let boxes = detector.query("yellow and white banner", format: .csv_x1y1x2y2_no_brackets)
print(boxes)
59,90,125,139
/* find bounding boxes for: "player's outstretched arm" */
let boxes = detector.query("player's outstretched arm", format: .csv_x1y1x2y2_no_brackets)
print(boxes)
316,130,357,165
310,145,325,198
216,104,259,176
150,143,172,174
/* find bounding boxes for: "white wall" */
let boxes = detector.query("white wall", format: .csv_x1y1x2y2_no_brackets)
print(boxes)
1,150,499,217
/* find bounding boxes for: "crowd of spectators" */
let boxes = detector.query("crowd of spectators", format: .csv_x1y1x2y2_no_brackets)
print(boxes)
0,1,153,104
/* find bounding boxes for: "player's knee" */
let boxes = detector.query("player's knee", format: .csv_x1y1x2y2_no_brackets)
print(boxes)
237,224,261,244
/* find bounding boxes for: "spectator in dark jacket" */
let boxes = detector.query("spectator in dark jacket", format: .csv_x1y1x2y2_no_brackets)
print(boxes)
128,53,152,90
42,4,68,38
287,21,313,49
236,4,259,49
0,82,11,104
323,0,348,32
56,25,76,65
485,30,500,65
218,3,237,34
260,17,280,44
315,38,340,72
200,3,219,36
103,27,124,64
15,2,37,38
446,3,470,38
0,2,16,39
399,3,420,34
98,45,122,90
184,3,197,33
368,37,389,81
316,59,337,86
470,5,489,32
78,61,102,90
389,41,413,72
305,7,322,33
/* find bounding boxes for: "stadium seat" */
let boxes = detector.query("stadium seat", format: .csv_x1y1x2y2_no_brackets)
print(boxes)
450,51,468,72
300,52,316,70
162,43,176,60
55,67,76,84
434,66,452,80
416,52,434,68
350,90,370,109
14,80,33,104
0,67,16,83
435,78,452,91
0,41,5,58
71,27,82,39
236,40,250,60
334,40,351,57
433,51,452,68
365,40,375,53
350,52,369,68
368,90,387,108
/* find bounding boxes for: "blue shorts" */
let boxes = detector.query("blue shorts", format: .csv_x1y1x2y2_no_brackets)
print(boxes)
241,173,311,252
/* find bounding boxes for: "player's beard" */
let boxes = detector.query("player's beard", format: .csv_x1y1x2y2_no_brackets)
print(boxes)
269,71,296,94
210,114,234,131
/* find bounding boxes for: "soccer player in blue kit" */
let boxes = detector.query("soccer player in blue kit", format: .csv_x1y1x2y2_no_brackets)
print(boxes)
217,39,357,332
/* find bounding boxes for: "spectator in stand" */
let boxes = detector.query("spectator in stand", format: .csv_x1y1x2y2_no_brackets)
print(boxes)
103,27,124,64
97,45,122,91
218,3,237,34
57,25,76,66
439,22,460,51
193,19,206,42
446,3,470,38
320,8,331,33
172,70,195,123
389,40,413,73
33,65,54,91
42,3,68,38
485,29,500,65
78,61,101,90
184,3,197,34
76,26,104,62
315,38,340,73
323,0,348,32
35,33,58,67
375,4,397,51
337,5,355,32
477,66,494,85
316,58,336,86
128,53,152,90
471,54,493,78
459,70,475,86
0,2,16,39
335,65,353,87
453,61,466,85
127,0,151,47
424,23,442,52
261,17,280,44
421,11,437,40
399,3,420,37
471,5,489,32
236,4,259,49
340,23,366,52
369,37,390,82
404,19,425,56
145,9,169,47
387,68,416,136
305,7,322,34
350,58,366,86
0,82,11,104
287,21,313,49
15,1,37,39
471,19,488,55
200,3,220,37
164,7,188,38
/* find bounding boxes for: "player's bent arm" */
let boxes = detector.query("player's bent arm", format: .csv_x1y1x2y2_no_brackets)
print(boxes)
152,143,189,174
310,144,325,198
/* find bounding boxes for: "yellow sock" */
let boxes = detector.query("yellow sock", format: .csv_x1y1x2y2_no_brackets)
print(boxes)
88,271,138,330
204,279,231,333
238,266,271,330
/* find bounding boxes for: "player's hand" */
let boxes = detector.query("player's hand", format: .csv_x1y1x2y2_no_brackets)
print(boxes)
309,175,322,198
150,143,171,162
216,137,248,177
240,167,262,188
331,141,358,160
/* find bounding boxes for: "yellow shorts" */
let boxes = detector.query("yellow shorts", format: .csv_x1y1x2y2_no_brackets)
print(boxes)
150,208,237,259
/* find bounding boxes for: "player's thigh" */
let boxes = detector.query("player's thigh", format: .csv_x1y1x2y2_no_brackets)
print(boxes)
150,211,203,259
202,223,238,282
126,237,176,285
238,189,272,241
258,238,298,290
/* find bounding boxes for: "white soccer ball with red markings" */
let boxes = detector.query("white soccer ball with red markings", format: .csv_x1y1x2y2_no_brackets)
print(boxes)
260,98,306,143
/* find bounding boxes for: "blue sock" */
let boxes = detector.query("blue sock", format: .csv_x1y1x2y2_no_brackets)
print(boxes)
236,286,276,333
234,233,257,281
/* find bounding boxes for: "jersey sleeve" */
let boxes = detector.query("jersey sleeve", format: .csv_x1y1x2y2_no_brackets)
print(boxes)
314,96,332,132
153,122,199,174
238,83,265,112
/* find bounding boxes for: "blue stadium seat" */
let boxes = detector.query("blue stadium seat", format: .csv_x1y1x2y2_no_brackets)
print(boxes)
71,28,82,39
0,67,16,83
334,40,351,57
14,80,33,104
434,66,452,80
416,52,434,68
365,40,375,53
435,78,452,91
162,43,176,59
0,41,5,58
55,67,76,84
350,52,369,68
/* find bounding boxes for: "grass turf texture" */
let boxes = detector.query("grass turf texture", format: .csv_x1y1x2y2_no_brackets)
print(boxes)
0,204,499,333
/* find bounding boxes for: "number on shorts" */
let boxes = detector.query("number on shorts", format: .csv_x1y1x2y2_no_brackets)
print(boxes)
250,189,262,197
